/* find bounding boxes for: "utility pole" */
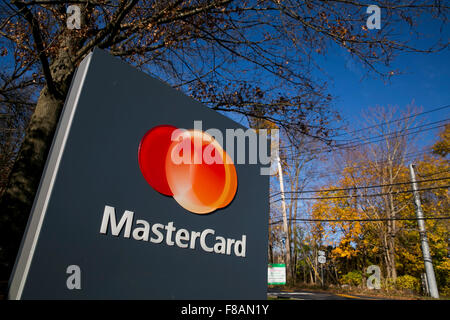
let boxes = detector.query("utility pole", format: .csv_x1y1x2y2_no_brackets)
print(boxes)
409,164,439,299
276,155,291,283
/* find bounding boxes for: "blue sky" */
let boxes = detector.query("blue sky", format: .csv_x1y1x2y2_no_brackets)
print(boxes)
220,11,449,156
317,18,449,148
269,15,449,233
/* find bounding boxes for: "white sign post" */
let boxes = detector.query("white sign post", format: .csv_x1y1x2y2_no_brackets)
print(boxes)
318,251,326,287
318,250,326,264
268,264,286,285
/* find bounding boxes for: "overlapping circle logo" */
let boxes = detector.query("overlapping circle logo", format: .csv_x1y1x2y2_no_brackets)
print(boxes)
138,125,237,214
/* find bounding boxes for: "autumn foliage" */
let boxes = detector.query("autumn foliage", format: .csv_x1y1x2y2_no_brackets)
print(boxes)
270,106,450,296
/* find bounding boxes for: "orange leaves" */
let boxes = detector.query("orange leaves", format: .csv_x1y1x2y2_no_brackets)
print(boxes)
431,124,450,157
309,182,366,258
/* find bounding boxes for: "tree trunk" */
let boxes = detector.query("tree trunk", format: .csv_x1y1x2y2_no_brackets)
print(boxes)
303,265,306,283
0,43,78,278
387,236,397,281
387,165,397,281
0,86,64,275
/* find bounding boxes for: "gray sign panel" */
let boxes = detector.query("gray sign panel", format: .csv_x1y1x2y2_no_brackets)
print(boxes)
8,49,268,299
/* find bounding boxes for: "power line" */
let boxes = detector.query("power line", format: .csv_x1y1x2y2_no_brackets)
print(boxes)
333,123,447,149
279,110,449,158
299,122,447,155
278,104,450,151
272,148,447,183
287,145,433,159
418,169,450,178
279,122,447,158
283,147,432,162
282,148,434,174
269,216,450,225
334,118,449,144
270,176,450,198
270,185,450,203
328,104,450,139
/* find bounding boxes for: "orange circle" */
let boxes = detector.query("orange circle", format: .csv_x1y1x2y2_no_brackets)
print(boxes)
139,126,237,214
165,129,237,214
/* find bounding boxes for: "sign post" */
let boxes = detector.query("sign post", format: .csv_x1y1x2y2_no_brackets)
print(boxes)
8,49,269,299
268,264,286,285
318,250,326,287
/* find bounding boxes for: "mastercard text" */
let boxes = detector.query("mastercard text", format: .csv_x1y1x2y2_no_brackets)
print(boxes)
99,205,247,257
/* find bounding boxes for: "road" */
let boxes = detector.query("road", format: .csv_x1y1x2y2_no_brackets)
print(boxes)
268,288,387,300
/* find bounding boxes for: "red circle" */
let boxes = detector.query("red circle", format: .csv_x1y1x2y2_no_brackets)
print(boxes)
138,125,177,195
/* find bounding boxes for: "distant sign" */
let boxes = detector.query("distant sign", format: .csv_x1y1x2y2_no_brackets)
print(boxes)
268,263,286,285
318,250,326,264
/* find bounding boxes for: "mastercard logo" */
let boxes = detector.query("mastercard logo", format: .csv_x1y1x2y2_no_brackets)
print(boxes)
138,125,237,214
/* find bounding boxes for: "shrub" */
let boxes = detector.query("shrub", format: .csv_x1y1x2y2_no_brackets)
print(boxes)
396,275,420,293
440,286,450,297
340,270,363,287
383,278,396,291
